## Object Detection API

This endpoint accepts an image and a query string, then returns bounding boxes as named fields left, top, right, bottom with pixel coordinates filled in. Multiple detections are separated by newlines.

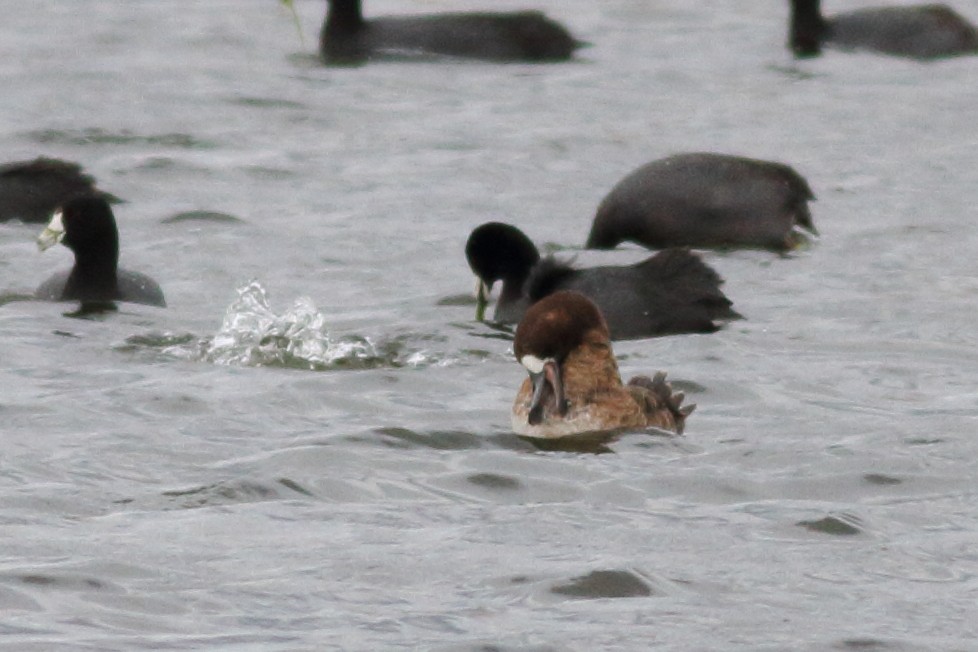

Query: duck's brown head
left=514, top=291, right=610, bottom=425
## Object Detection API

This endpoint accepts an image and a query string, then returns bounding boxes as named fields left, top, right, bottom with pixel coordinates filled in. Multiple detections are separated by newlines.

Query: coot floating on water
left=35, top=196, right=165, bottom=308
left=586, top=153, right=816, bottom=253
left=511, top=291, right=693, bottom=438
left=0, top=157, right=118, bottom=223
left=789, top=0, right=978, bottom=59
left=320, top=0, right=582, bottom=63
left=465, top=222, right=738, bottom=340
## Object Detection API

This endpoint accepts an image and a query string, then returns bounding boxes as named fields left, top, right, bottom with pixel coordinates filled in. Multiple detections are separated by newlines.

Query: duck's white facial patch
left=37, top=210, right=66, bottom=252
left=520, top=354, right=550, bottom=375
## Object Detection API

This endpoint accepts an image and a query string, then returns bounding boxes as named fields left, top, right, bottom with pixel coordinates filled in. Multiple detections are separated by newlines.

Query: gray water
left=2, top=1, right=978, bottom=649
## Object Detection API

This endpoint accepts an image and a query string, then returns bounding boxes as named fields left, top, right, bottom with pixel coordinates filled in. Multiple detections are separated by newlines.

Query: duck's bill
left=37, top=210, right=65, bottom=251
left=527, top=358, right=566, bottom=426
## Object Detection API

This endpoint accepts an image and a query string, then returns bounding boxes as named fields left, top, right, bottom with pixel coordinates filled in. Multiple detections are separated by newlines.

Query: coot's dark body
left=789, top=0, right=978, bottom=59
left=586, top=153, right=816, bottom=253
left=525, top=251, right=740, bottom=340
left=320, top=0, right=581, bottom=63
left=0, top=158, right=118, bottom=223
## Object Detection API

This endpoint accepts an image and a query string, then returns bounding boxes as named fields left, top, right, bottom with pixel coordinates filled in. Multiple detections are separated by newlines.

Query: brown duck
left=511, top=291, right=693, bottom=438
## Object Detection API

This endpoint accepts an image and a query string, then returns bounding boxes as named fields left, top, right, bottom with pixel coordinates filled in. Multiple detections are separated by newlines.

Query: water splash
left=195, top=281, right=377, bottom=370
left=121, top=282, right=495, bottom=370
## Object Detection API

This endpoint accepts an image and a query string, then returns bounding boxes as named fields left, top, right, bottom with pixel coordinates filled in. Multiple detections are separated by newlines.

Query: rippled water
left=2, top=1, right=978, bottom=649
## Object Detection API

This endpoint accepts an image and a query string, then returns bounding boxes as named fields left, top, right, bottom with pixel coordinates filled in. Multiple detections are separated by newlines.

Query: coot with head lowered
left=465, top=222, right=738, bottom=340
left=586, top=153, right=816, bottom=253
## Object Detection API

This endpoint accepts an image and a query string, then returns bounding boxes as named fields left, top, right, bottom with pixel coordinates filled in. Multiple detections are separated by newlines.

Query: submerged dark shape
left=35, top=196, right=165, bottom=308
left=0, top=157, right=119, bottom=223
left=511, top=291, right=693, bottom=438
left=319, top=0, right=582, bottom=64
left=789, top=0, right=978, bottom=59
left=465, top=222, right=737, bottom=340
left=586, top=153, right=816, bottom=253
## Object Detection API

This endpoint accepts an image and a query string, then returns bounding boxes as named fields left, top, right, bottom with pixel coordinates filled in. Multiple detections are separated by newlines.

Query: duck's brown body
left=511, top=291, right=691, bottom=438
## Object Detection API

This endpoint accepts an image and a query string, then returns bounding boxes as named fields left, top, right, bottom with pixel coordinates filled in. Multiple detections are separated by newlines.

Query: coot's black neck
left=499, top=276, right=528, bottom=307
left=326, top=0, right=365, bottom=31
left=65, top=236, right=120, bottom=302
left=790, top=0, right=829, bottom=57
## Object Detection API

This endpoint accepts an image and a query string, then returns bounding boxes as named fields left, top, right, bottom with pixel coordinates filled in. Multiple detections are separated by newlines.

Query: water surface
left=1, top=1, right=977, bottom=649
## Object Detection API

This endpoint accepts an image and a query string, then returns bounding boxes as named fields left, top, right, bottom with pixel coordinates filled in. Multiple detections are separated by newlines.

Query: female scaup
left=511, top=291, right=693, bottom=438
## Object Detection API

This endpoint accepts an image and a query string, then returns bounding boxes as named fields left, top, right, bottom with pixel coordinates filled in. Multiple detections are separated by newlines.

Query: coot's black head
left=465, top=222, right=541, bottom=285
left=38, top=195, right=119, bottom=266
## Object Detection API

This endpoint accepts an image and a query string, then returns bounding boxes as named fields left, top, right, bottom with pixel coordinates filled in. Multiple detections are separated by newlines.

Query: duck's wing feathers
left=626, top=372, right=695, bottom=434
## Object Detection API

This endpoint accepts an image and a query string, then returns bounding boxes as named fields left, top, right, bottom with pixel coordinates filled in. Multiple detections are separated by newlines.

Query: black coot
left=789, top=0, right=978, bottom=59
left=586, top=153, right=816, bottom=253
left=320, top=0, right=582, bottom=64
left=35, top=196, right=165, bottom=309
left=466, top=222, right=737, bottom=340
